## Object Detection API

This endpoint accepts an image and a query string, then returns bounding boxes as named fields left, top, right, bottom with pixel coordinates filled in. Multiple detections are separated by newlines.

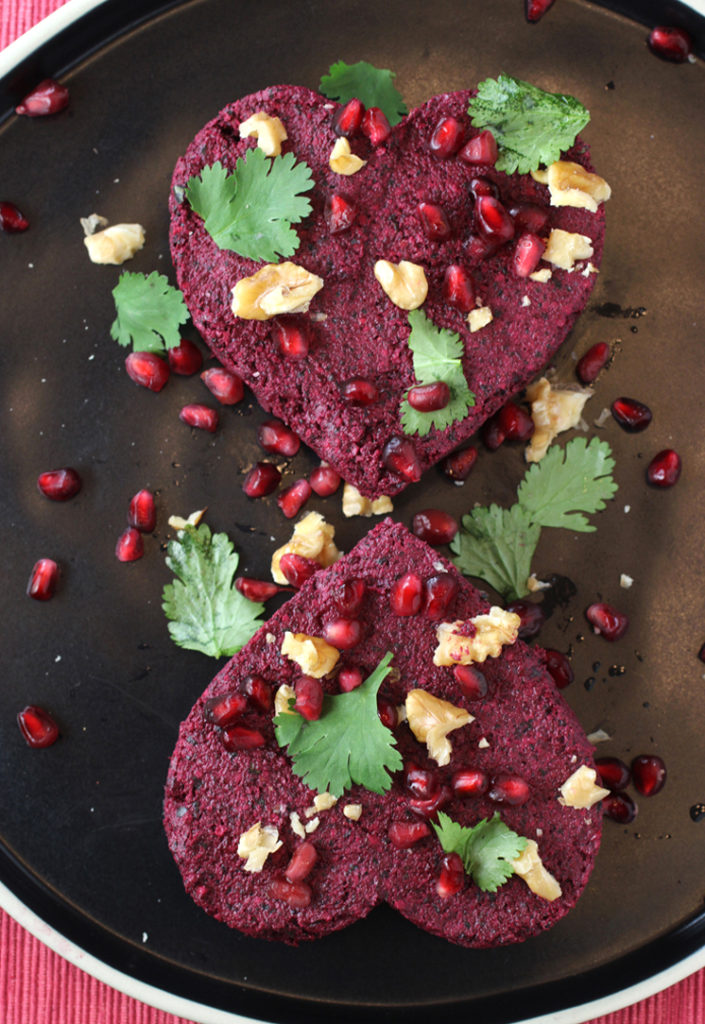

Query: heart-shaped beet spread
left=169, top=85, right=606, bottom=498
left=164, top=520, right=603, bottom=946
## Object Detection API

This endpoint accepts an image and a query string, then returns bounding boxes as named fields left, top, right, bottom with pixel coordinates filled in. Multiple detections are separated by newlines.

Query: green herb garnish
left=433, top=812, right=528, bottom=892
left=319, top=60, right=407, bottom=126
left=110, top=270, right=189, bottom=353
left=400, top=309, right=475, bottom=436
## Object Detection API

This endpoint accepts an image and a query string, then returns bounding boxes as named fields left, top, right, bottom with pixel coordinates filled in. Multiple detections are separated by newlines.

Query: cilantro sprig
left=433, top=812, right=528, bottom=892
left=274, top=653, right=402, bottom=797
left=467, top=75, right=590, bottom=175
left=162, top=521, right=265, bottom=659
left=110, top=270, right=189, bottom=353
left=186, top=149, right=314, bottom=262
left=451, top=436, right=617, bottom=601
left=319, top=60, right=407, bottom=126
left=400, top=309, right=475, bottom=436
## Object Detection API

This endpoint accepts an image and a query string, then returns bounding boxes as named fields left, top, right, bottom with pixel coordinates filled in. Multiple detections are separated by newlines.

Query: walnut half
left=405, top=689, right=473, bottom=766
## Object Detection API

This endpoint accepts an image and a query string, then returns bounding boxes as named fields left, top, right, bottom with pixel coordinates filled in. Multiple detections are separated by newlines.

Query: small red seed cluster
left=595, top=753, right=667, bottom=825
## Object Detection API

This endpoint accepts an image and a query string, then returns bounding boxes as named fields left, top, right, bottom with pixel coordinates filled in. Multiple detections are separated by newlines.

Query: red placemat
left=1, top=3, right=704, bottom=1024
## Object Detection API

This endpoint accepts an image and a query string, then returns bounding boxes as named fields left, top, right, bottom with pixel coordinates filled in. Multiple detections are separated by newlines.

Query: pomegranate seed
left=125, top=351, right=169, bottom=392
left=179, top=404, right=218, bottom=432
left=480, top=414, right=506, bottom=451
left=648, top=25, right=692, bottom=62
left=270, top=876, right=312, bottom=908
left=442, top=445, right=478, bottom=482
left=377, top=697, right=398, bottom=730
left=497, top=401, right=535, bottom=441
left=437, top=852, right=465, bottom=898
left=475, top=195, right=515, bottom=243
left=409, top=784, right=452, bottom=820
left=235, top=577, right=286, bottom=602
left=505, top=599, right=545, bottom=640
left=286, top=841, right=318, bottom=882
left=17, top=705, right=59, bottom=748
left=576, top=341, right=610, bottom=384
left=309, top=463, right=341, bottom=497
left=333, top=97, right=364, bottom=135
left=168, top=338, right=203, bottom=375
left=338, top=665, right=363, bottom=692
left=586, top=602, right=629, bottom=641
left=258, top=419, right=301, bottom=456
left=388, top=820, right=430, bottom=849
left=329, top=579, right=364, bottom=619
left=459, top=130, right=498, bottom=165
left=416, top=202, right=451, bottom=242
left=277, top=479, right=312, bottom=519
left=295, top=675, right=324, bottom=721
left=542, top=649, right=574, bottom=689
left=412, top=508, right=458, bottom=546
left=466, top=233, right=499, bottom=262
left=343, top=378, right=379, bottom=405
left=325, top=193, right=357, bottom=233
left=611, top=397, right=652, bottom=432
left=37, top=467, right=82, bottom=501
left=407, top=381, right=451, bottom=413
left=507, top=201, right=550, bottom=235
left=382, top=436, right=422, bottom=483
left=115, top=527, right=144, bottom=562
left=423, top=573, right=459, bottom=620
left=243, top=675, right=273, bottom=712
left=429, top=116, right=464, bottom=159
left=631, top=754, right=667, bottom=796
left=203, top=691, right=247, bottom=728
left=513, top=232, right=545, bottom=277
left=128, top=489, right=156, bottom=532
left=200, top=366, right=244, bottom=404
left=323, top=618, right=362, bottom=650
left=242, top=462, right=281, bottom=498
left=442, top=264, right=476, bottom=312
left=468, top=176, right=499, bottom=200
left=27, top=558, right=58, bottom=600
left=595, top=756, right=631, bottom=791
left=525, top=0, right=556, bottom=22
left=220, top=725, right=266, bottom=751
left=453, top=664, right=488, bottom=700
left=646, top=449, right=681, bottom=488
left=405, top=762, right=440, bottom=800
left=0, top=200, right=29, bottom=232
left=603, top=791, right=637, bottom=824
left=489, top=774, right=530, bottom=806
left=452, top=767, right=489, bottom=797
left=390, top=572, right=424, bottom=616
left=361, top=106, right=391, bottom=146
left=278, top=552, right=318, bottom=588
left=273, top=316, right=310, bottom=358
left=15, top=78, right=69, bottom=116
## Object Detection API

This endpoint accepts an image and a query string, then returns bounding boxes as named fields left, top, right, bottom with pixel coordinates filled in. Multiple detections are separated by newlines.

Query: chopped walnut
left=433, top=608, right=520, bottom=666
left=239, top=111, right=288, bottom=157
left=374, top=259, right=428, bottom=310
left=512, top=839, right=562, bottom=901
left=533, top=160, right=611, bottom=213
left=329, top=137, right=366, bottom=175
left=525, top=376, right=592, bottom=463
left=237, top=822, right=282, bottom=872
left=558, top=765, right=610, bottom=809
left=274, top=683, right=296, bottom=717
left=343, top=803, right=363, bottom=820
left=271, top=511, right=340, bottom=584
left=467, top=306, right=493, bottom=332
left=405, top=689, right=473, bottom=766
left=342, top=482, right=393, bottom=518
left=83, top=222, right=145, bottom=265
left=543, top=229, right=594, bottom=271
left=231, top=262, right=323, bottom=320
left=281, top=631, right=340, bottom=677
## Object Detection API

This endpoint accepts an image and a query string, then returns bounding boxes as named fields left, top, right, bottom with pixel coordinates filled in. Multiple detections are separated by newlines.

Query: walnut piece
left=237, top=822, right=282, bottom=872
left=329, top=137, right=367, bottom=175
left=405, top=689, right=473, bottom=766
left=342, top=482, right=393, bottom=518
left=433, top=608, right=521, bottom=666
left=281, top=631, right=340, bottom=677
left=467, top=306, right=493, bottom=332
left=558, top=764, right=610, bottom=809
left=343, top=803, right=363, bottom=820
left=525, top=376, right=592, bottom=463
left=83, top=223, right=145, bottom=265
left=374, top=259, right=428, bottom=310
left=239, top=111, right=288, bottom=157
left=512, top=839, right=562, bottom=901
left=271, top=511, right=340, bottom=584
left=533, top=160, right=611, bottom=213
left=274, top=683, right=296, bottom=717
left=231, top=262, right=323, bottom=320
left=543, top=229, right=594, bottom=271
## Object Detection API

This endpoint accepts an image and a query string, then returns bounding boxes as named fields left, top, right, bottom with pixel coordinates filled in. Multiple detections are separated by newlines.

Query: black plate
left=2, top=1, right=705, bottom=1021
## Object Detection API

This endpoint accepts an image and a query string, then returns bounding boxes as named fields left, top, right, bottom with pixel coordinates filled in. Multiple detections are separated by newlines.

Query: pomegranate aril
left=27, top=558, right=58, bottom=600
left=507, top=201, right=550, bottom=235
left=648, top=25, right=692, bottom=62
left=17, top=705, right=59, bottom=748
left=390, top=572, right=424, bottom=616
left=542, top=648, right=574, bottom=689
left=277, top=479, right=312, bottom=519
left=257, top=419, right=301, bottom=457
left=611, top=396, right=652, bottom=432
left=429, top=116, right=464, bottom=158
left=576, top=341, right=610, bottom=384
left=220, top=725, right=266, bottom=751
left=271, top=876, right=312, bottom=908
left=489, top=774, right=530, bottom=806
left=243, top=674, right=273, bottom=712
left=453, top=663, right=488, bottom=700
left=513, top=232, right=545, bottom=277
left=242, top=462, right=281, bottom=498
left=343, top=378, right=379, bottom=405
left=235, top=577, right=286, bottom=602
left=603, top=791, right=637, bottom=824
left=377, top=697, right=398, bottom=731
left=323, top=618, right=362, bottom=650
left=646, top=449, right=681, bottom=488
left=460, top=130, right=498, bottom=165
left=285, top=841, right=318, bottom=882
left=595, top=756, right=631, bottom=792
left=15, top=78, right=69, bottom=116
left=409, top=784, right=452, bottom=820
left=416, top=202, right=451, bottom=242
left=412, top=509, right=458, bottom=546
left=437, top=852, right=465, bottom=898
left=168, top=337, right=203, bottom=375
left=179, top=404, right=218, bottom=432
left=475, top=195, right=515, bottom=243
left=279, top=552, right=318, bottom=588
left=423, top=573, right=459, bottom=620
left=295, top=675, right=324, bottom=721
left=480, top=414, right=506, bottom=451
left=525, top=0, right=556, bottom=22
left=128, top=489, right=156, bottom=532
left=361, top=106, right=391, bottom=146
left=586, top=602, right=629, bottom=641
left=405, top=762, right=440, bottom=800
left=37, top=467, right=82, bottom=501
left=309, top=463, right=341, bottom=497
left=382, top=435, right=422, bottom=482
left=388, top=820, right=430, bottom=849
left=497, top=401, right=535, bottom=441
left=125, top=351, right=169, bottom=392
left=325, top=193, right=357, bottom=233
left=468, top=176, right=499, bottom=200
left=273, top=316, right=310, bottom=358
left=631, top=754, right=667, bottom=796
left=203, top=691, right=247, bottom=728
left=333, top=97, right=364, bottom=136
left=115, top=527, right=144, bottom=562
left=505, top=598, right=545, bottom=640
left=452, top=767, right=489, bottom=797
left=0, top=200, right=29, bottom=232
left=338, top=665, right=363, bottom=692
left=442, top=264, right=476, bottom=312
left=200, top=366, right=244, bottom=404
left=334, top=577, right=366, bottom=617
left=407, top=381, right=451, bottom=412
left=442, top=445, right=478, bottom=482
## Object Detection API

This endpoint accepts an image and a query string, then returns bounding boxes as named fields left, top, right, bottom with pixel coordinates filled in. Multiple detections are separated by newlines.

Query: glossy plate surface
left=1, top=1, right=705, bottom=1022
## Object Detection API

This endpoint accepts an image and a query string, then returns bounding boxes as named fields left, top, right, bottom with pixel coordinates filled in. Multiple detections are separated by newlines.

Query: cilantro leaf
left=186, top=150, right=314, bottom=262
left=319, top=60, right=407, bottom=126
left=517, top=436, right=617, bottom=531
left=162, top=522, right=264, bottom=658
left=433, top=812, right=528, bottom=892
left=467, top=74, right=590, bottom=175
left=400, top=309, right=475, bottom=436
left=110, top=270, right=189, bottom=352
left=450, top=503, right=540, bottom=601
left=273, top=653, right=402, bottom=797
